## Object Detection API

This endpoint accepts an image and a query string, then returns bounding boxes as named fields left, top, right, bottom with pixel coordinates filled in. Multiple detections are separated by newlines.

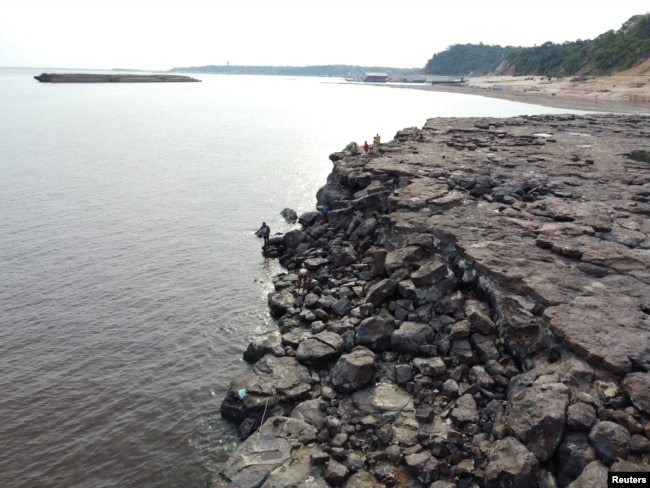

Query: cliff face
left=215, top=114, right=650, bottom=488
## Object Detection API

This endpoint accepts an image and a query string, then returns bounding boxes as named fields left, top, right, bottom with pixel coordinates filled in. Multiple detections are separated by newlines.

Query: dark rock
left=283, top=228, right=306, bottom=248
left=507, top=381, right=569, bottom=462
left=588, top=420, right=631, bottom=465
left=219, top=416, right=317, bottom=487
left=484, top=436, right=539, bottom=488
left=404, top=451, right=440, bottom=484
left=567, top=402, right=597, bottom=431
left=556, top=431, right=597, bottom=483
left=330, top=346, right=377, bottom=393
left=565, top=460, right=608, bottom=488
left=364, top=278, right=396, bottom=307
left=296, top=331, right=344, bottom=365
left=411, top=257, right=448, bottom=286
left=412, top=357, right=446, bottom=376
left=281, top=207, right=298, bottom=224
left=450, top=393, right=479, bottom=425
left=267, top=290, right=295, bottom=318
left=324, top=459, right=349, bottom=485
left=391, top=321, right=435, bottom=354
left=344, top=470, right=381, bottom=488
left=622, top=372, right=650, bottom=414
left=355, top=313, right=396, bottom=351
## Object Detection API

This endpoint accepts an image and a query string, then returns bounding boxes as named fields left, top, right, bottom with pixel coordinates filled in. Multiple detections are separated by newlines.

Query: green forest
left=424, top=13, right=650, bottom=77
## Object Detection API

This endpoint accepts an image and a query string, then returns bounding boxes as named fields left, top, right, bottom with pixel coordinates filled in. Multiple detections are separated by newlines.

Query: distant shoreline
left=359, top=74, right=650, bottom=114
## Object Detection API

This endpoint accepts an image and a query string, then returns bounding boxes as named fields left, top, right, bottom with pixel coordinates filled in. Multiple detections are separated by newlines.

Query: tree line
left=424, top=13, right=650, bottom=77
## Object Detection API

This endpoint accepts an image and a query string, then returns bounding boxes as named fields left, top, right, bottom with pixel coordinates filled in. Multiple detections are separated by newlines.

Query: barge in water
left=34, top=73, right=200, bottom=83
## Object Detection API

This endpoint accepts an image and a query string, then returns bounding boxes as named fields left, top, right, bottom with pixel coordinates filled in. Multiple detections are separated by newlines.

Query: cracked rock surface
left=214, top=115, right=650, bottom=488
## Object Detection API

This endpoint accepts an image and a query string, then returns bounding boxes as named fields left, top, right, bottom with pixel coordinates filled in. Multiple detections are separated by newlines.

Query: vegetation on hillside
left=424, top=13, right=650, bottom=77
left=424, top=43, right=516, bottom=76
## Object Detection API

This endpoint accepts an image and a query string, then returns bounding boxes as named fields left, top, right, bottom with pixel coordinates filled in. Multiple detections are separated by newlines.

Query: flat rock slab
left=351, top=115, right=650, bottom=376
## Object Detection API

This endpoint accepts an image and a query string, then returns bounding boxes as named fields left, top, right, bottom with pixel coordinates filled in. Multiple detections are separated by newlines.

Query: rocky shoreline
left=212, top=114, right=650, bottom=488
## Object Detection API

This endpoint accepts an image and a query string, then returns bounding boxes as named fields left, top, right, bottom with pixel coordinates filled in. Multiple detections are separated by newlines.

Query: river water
left=0, top=68, right=582, bottom=487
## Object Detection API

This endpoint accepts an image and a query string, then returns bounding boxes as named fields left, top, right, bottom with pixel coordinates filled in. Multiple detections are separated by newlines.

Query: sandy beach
left=384, top=61, right=650, bottom=114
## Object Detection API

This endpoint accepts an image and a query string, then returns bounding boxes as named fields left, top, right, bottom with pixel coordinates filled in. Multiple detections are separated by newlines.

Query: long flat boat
left=34, top=73, right=200, bottom=83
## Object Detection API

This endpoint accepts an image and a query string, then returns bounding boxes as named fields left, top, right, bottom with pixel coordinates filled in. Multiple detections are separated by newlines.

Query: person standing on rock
left=373, top=133, right=381, bottom=153
left=297, top=266, right=310, bottom=293
left=256, top=222, right=270, bottom=251
left=363, top=140, right=370, bottom=157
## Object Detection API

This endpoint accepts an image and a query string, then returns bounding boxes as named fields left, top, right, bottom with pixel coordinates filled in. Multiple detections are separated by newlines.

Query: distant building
left=363, top=72, right=389, bottom=83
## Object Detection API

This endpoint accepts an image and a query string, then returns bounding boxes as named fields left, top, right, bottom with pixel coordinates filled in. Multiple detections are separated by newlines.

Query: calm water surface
left=0, top=68, right=582, bottom=487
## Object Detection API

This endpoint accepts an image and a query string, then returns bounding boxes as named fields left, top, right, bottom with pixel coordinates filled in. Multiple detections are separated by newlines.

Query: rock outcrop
left=214, top=114, right=650, bottom=487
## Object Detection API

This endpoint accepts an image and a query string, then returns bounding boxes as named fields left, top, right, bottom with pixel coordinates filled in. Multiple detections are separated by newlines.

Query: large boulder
left=351, top=380, right=414, bottom=416
left=355, top=314, right=395, bottom=351
left=295, top=331, right=344, bottom=365
left=391, top=321, right=436, bottom=354
left=384, top=246, right=430, bottom=275
left=556, top=432, right=597, bottom=484
left=450, top=393, right=479, bottom=425
left=364, top=278, right=396, bottom=307
left=507, top=381, right=569, bottom=462
left=589, top=420, right=631, bottom=465
left=283, top=228, right=306, bottom=249
left=220, top=355, right=312, bottom=426
left=622, top=372, right=650, bottom=414
left=219, top=416, right=317, bottom=488
left=484, top=436, right=539, bottom=488
left=566, top=460, right=609, bottom=488
left=267, top=290, right=294, bottom=318
left=410, top=257, right=447, bottom=287
left=330, top=346, right=377, bottom=393
left=281, top=207, right=298, bottom=224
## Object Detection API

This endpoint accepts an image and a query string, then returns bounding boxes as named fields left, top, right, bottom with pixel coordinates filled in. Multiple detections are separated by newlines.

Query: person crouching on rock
left=318, top=205, right=329, bottom=224
left=297, top=267, right=310, bottom=293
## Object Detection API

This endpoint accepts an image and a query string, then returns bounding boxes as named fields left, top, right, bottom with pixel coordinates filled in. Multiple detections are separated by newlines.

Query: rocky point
left=213, top=114, right=650, bottom=488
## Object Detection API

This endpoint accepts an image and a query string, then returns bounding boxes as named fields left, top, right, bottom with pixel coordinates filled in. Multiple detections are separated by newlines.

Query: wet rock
left=219, top=416, right=317, bottom=488
left=295, top=331, right=344, bottom=365
left=267, top=290, right=295, bottom=318
left=243, top=329, right=283, bottom=363
left=280, top=207, right=298, bottom=224
left=220, top=355, right=312, bottom=426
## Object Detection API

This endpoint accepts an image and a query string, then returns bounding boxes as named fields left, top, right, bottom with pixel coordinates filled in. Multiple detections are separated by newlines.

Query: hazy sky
left=1, top=0, right=648, bottom=70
